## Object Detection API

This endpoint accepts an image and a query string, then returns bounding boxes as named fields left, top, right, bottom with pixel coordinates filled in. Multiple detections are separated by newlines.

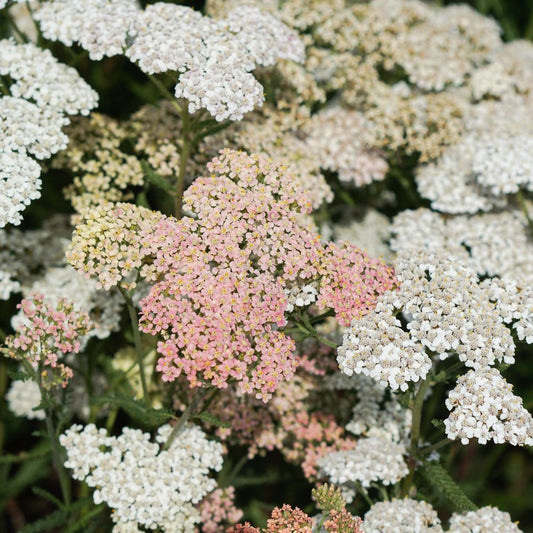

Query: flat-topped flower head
left=0, top=150, right=41, bottom=228
left=0, top=39, right=98, bottom=115
left=60, top=423, right=223, bottom=531
left=445, top=367, right=533, bottom=446
left=363, top=498, right=443, bottom=533
left=449, top=506, right=523, bottom=532
left=338, top=249, right=517, bottom=390
left=0, top=96, right=68, bottom=159
left=318, top=435, right=409, bottom=488
left=2, top=294, right=92, bottom=388
left=66, top=202, right=166, bottom=290
left=183, top=149, right=322, bottom=283
left=35, top=1, right=304, bottom=122
left=35, top=0, right=139, bottom=61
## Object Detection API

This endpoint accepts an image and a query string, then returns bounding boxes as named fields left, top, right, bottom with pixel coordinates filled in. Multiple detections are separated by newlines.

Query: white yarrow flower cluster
left=390, top=208, right=533, bottom=284
left=304, top=106, right=388, bottom=187
left=481, top=277, right=533, bottom=343
left=472, top=135, right=533, bottom=195
left=363, top=498, right=444, bottom=533
left=6, top=379, right=45, bottom=420
left=35, top=0, right=139, bottom=61
left=0, top=151, right=41, bottom=227
left=0, top=40, right=98, bottom=116
left=224, top=6, right=305, bottom=66
left=445, top=367, right=533, bottom=446
left=338, top=305, right=432, bottom=391
left=416, top=133, right=533, bottom=214
left=396, top=252, right=515, bottom=369
left=318, top=435, right=408, bottom=488
left=0, top=269, right=20, bottom=300
left=1, top=96, right=69, bottom=159
left=338, top=250, right=516, bottom=391
left=0, top=39, right=98, bottom=227
left=449, top=506, right=523, bottom=532
left=34, top=1, right=304, bottom=122
left=60, top=423, right=224, bottom=532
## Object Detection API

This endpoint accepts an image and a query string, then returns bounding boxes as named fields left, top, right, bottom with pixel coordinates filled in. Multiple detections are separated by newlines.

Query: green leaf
left=20, top=508, right=71, bottom=533
left=421, top=461, right=478, bottom=512
left=192, top=412, right=230, bottom=429
left=7, top=369, right=31, bottom=381
left=32, top=486, right=64, bottom=509
left=92, top=394, right=175, bottom=429
left=20, top=498, right=92, bottom=533
left=65, top=504, right=106, bottom=533
left=141, top=160, right=174, bottom=191
left=431, top=419, right=445, bottom=431
left=0, top=456, right=50, bottom=499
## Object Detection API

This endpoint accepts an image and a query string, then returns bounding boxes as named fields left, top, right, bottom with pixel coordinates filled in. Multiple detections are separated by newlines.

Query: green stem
left=223, top=455, right=248, bottom=488
left=105, top=407, right=118, bottom=434
left=309, top=309, right=335, bottom=324
left=118, top=285, right=149, bottom=406
left=190, top=120, right=231, bottom=148
left=516, top=190, right=533, bottom=237
left=420, top=438, right=452, bottom=456
left=354, top=482, right=373, bottom=507
left=401, top=377, right=432, bottom=497
left=0, top=359, right=6, bottom=454
left=25, top=361, right=72, bottom=508
left=147, top=74, right=183, bottom=115
left=163, top=387, right=208, bottom=451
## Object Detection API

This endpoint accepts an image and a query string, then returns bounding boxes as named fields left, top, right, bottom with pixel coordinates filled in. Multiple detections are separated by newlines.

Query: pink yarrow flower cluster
left=318, top=241, right=397, bottom=326
left=140, top=150, right=394, bottom=400
left=197, top=487, right=243, bottom=533
left=2, top=294, right=92, bottom=387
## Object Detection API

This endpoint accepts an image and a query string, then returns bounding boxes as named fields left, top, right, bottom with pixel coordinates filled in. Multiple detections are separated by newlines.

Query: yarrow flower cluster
left=363, top=498, right=444, bottom=533
left=35, top=1, right=304, bottom=121
left=445, top=368, right=533, bottom=446
left=2, top=294, right=92, bottom=388
left=5, top=379, right=45, bottom=420
left=66, top=203, right=166, bottom=290
left=338, top=250, right=516, bottom=391
left=448, top=506, right=522, bottom=532
left=0, top=39, right=98, bottom=226
left=60, top=423, right=223, bottom=532
left=303, top=106, right=388, bottom=187
left=135, top=150, right=393, bottom=399
left=416, top=134, right=533, bottom=214
left=318, top=435, right=409, bottom=488
left=390, top=208, right=533, bottom=284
